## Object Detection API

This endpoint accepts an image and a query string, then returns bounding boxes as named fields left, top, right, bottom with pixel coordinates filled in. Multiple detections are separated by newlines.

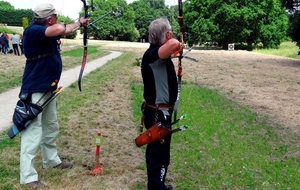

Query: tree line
left=1, top=0, right=300, bottom=50
left=0, top=1, right=33, bottom=27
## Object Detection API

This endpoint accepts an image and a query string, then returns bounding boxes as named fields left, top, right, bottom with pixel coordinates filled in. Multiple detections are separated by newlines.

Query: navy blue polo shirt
left=21, top=24, right=62, bottom=93
left=141, top=44, right=178, bottom=106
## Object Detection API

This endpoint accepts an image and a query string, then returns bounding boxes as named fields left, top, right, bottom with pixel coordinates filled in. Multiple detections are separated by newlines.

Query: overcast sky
left=8, top=0, right=177, bottom=20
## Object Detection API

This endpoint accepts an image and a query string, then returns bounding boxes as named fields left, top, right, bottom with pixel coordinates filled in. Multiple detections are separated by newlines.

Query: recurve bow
left=173, top=0, right=184, bottom=122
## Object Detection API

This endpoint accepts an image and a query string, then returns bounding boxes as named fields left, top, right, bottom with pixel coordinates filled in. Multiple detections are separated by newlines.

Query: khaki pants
left=20, top=92, right=61, bottom=184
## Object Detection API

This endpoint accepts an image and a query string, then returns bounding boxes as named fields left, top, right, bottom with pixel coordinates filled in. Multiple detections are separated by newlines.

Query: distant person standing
left=0, top=33, right=2, bottom=52
left=5, top=32, right=10, bottom=51
left=19, top=34, right=24, bottom=55
left=0, top=33, right=8, bottom=54
left=11, top=32, right=20, bottom=56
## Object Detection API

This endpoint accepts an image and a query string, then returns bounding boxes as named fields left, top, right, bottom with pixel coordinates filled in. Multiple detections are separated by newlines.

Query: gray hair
left=33, top=18, right=47, bottom=25
left=148, top=17, right=172, bottom=45
left=33, top=15, right=51, bottom=25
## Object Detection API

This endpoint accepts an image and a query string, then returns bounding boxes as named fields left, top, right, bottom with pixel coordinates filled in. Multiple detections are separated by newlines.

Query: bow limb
left=173, top=0, right=184, bottom=122
left=78, top=0, right=89, bottom=91
left=177, top=0, right=184, bottom=79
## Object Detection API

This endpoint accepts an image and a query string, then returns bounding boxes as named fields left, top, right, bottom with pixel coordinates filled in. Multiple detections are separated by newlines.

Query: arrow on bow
left=173, top=0, right=184, bottom=122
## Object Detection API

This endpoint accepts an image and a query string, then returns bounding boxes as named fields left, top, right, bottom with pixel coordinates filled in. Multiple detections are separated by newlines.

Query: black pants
left=12, top=44, right=20, bottom=55
left=1, top=44, right=7, bottom=54
left=143, top=106, right=172, bottom=190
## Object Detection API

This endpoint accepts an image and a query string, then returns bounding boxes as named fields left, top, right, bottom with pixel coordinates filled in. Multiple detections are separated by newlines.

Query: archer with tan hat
left=34, top=3, right=62, bottom=18
left=18, top=3, right=89, bottom=189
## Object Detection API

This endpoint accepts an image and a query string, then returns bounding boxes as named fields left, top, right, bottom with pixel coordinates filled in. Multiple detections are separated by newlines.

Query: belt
left=144, top=102, right=174, bottom=109
left=140, top=102, right=173, bottom=133
left=27, top=52, right=55, bottom=61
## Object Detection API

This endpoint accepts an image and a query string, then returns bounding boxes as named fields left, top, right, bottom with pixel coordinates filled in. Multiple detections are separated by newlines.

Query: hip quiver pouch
left=135, top=122, right=171, bottom=147
left=12, top=93, right=43, bottom=132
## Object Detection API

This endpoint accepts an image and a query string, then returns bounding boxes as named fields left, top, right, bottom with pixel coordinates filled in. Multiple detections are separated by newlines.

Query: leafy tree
left=282, top=0, right=300, bottom=52
left=129, top=0, right=180, bottom=42
left=288, top=11, right=300, bottom=46
left=147, top=0, right=180, bottom=40
left=147, top=0, right=170, bottom=16
left=0, top=9, right=33, bottom=26
left=0, top=1, right=33, bottom=26
left=81, top=0, right=138, bottom=41
left=169, top=4, right=191, bottom=45
left=0, top=1, right=14, bottom=10
left=259, top=1, right=289, bottom=49
left=281, top=0, right=300, bottom=10
left=129, top=0, right=159, bottom=41
left=185, top=0, right=288, bottom=49
left=58, top=15, right=77, bottom=39
left=22, top=17, right=29, bottom=29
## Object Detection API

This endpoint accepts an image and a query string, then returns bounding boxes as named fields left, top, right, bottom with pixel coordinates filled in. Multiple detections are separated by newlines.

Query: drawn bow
left=77, top=1, right=119, bottom=91
left=173, top=0, right=184, bottom=122
left=78, top=0, right=91, bottom=91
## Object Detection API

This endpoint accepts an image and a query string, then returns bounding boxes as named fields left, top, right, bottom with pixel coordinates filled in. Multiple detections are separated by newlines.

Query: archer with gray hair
left=148, top=17, right=172, bottom=45
left=139, top=17, right=184, bottom=190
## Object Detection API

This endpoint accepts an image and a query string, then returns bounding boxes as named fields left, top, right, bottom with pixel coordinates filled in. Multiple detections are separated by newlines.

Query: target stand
left=228, top=43, right=235, bottom=51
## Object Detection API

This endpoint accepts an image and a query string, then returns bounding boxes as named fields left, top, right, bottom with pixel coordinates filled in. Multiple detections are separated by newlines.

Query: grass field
left=0, top=41, right=299, bottom=189
left=254, top=41, right=300, bottom=59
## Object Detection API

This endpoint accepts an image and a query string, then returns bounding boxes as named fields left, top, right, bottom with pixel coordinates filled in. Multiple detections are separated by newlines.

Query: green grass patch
left=0, top=46, right=109, bottom=93
left=60, top=46, right=98, bottom=57
left=0, top=27, right=15, bottom=34
left=254, top=41, right=300, bottom=59
left=0, top=72, right=23, bottom=93
left=0, top=50, right=133, bottom=190
left=0, top=131, right=19, bottom=149
left=1, top=42, right=300, bottom=189
left=0, top=132, right=21, bottom=189
left=131, top=82, right=300, bottom=189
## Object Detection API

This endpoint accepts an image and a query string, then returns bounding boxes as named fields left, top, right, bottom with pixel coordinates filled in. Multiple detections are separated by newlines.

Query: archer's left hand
left=79, top=17, right=90, bottom=27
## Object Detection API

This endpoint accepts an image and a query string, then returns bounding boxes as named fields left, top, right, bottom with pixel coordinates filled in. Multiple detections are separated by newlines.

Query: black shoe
left=54, top=162, right=73, bottom=169
left=164, top=184, right=173, bottom=190
left=25, top=181, right=46, bottom=189
left=43, top=162, right=73, bottom=169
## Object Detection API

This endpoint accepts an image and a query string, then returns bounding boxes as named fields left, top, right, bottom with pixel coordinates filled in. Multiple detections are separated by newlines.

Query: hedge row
left=0, top=9, right=33, bottom=26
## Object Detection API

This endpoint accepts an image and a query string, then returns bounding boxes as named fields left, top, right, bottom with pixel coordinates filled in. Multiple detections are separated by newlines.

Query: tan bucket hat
left=34, top=3, right=62, bottom=19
